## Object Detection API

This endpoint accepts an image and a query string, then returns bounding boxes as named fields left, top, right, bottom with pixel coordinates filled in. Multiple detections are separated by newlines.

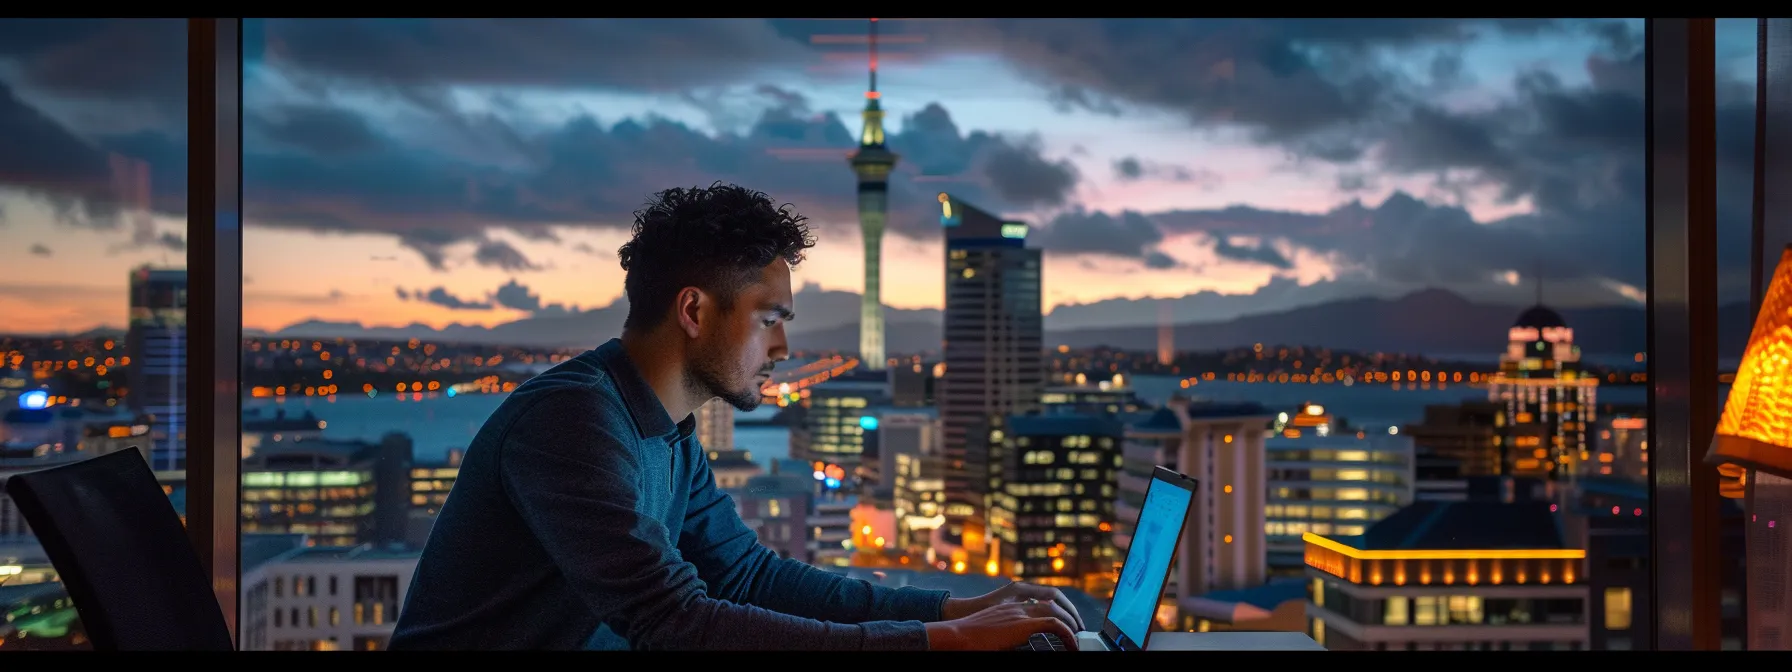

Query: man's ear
left=674, top=287, right=704, bottom=339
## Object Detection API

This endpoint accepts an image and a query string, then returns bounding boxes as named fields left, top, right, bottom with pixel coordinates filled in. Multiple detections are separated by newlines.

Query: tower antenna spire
left=868, top=18, right=879, bottom=96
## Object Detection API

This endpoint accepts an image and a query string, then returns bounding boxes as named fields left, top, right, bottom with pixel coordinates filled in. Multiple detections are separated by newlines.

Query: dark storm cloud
left=1209, top=235, right=1292, bottom=269
left=1032, top=209, right=1172, bottom=265
left=0, top=80, right=188, bottom=224
left=419, top=287, right=491, bottom=311
left=492, top=278, right=573, bottom=315
left=892, top=19, right=1580, bottom=149
left=234, top=92, right=1076, bottom=267
left=1113, top=156, right=1222, bottom=189
left=0, top=19, right=185, bottom=119
left=255, top=19, right=811, bottom=93
left=472, top=239, right=541, bottom=272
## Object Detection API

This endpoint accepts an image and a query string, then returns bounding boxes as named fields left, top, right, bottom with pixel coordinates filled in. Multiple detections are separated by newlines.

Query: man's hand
left=941, top=582, right=1085, bottom=632
left=923, top=600, right=1079, bottom=651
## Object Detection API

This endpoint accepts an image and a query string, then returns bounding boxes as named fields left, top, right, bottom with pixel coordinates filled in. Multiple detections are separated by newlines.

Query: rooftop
left=1181, top=400, right=1273, bottom=420
left=1008, top=414, right=1124, bottom=437
left=1339, top=500, right=1567, bottom=551
left=1126, top=407, right=1183, bottom=434
left=269, top=544, right=423, bottom=564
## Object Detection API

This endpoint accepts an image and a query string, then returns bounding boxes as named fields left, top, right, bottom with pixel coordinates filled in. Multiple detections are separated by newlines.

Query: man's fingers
left=1030, top=616, right=1078, bottom=649
left=1048, top=592, right=1083, bottom=631
left=1025, top=600, right=1077, bottom=635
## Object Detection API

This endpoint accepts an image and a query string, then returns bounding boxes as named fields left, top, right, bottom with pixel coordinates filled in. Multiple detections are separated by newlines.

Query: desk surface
left=1147, top=631, right=1326, bottom=651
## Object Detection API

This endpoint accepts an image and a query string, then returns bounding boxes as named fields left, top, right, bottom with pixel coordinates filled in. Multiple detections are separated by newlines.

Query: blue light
left=446, top=387, right=457, bottom=397
left=18, top=390, right=48, bottom=410
left=859, top=415, right=878, bottom=431
left=824, top=478, right=840, bottom=489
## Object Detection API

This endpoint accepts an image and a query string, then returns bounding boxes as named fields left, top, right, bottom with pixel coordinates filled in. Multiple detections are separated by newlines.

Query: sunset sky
left=0, top=18, right=1766, bottom=336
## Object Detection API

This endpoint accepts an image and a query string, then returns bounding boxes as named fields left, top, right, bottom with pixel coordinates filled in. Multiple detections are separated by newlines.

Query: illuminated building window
left=1383, top=597, right=1409, bottom=625
left=1604, top=588, right=1632, bottom=630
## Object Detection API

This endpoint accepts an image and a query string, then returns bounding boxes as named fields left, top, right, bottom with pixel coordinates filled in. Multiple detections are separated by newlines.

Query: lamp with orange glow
left=1706, top=245, right=1792, bottom=486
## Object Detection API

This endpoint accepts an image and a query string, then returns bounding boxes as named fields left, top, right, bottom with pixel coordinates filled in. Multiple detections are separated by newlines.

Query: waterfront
left=242, top=375, right=1650, bottom=467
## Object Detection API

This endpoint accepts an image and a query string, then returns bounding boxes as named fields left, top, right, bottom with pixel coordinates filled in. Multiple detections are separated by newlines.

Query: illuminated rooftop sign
left=1000, top=223, right=1027, bottom=239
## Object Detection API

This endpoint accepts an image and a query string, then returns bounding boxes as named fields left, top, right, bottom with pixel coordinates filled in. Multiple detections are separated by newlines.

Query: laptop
left=1074, top=466, right=1199, bottom=652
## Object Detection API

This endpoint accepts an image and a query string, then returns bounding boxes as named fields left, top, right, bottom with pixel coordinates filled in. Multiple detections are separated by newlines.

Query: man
left=391, top=183, right=1082, bottom=650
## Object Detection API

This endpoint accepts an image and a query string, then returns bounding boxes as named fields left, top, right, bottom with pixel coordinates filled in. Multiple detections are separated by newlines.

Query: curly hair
left=617, top=182, right=817, bottom=331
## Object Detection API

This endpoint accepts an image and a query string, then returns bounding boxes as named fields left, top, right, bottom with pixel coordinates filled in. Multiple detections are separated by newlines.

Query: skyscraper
left=935, top=193, right=1043, bottom=537
left=849, top=18, right=897, bottom=371
left=126, top=266, right=188, bottom=471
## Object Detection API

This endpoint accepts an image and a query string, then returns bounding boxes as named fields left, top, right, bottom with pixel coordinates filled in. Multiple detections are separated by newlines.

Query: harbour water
left=243, top=375, right=1650, bottom=468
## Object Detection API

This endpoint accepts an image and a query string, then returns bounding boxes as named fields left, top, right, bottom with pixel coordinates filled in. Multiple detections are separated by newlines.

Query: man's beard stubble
left=690, top=344, right=763, bottom=412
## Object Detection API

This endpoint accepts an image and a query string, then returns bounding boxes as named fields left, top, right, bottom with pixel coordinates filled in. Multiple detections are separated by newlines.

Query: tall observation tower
left=850, top=17, right=898, bottom=371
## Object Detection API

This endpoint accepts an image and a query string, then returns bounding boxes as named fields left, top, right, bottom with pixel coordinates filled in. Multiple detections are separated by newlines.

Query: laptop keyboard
left=1015, top=632, right=1068, bottom=651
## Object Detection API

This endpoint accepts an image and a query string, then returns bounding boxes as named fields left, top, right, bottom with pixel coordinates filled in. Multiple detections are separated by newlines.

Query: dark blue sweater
left=389, top=339, right=948, bottom=650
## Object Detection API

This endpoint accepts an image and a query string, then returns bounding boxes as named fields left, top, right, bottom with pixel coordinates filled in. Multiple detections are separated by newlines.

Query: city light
left=18, top=389, right=48, bottom=410
left=859, top=415, right=878, bottom=430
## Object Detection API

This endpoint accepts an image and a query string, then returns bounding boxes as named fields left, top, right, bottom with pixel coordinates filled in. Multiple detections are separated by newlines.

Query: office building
left=1264, top=404, right=1414, bottom=576
left=1115, top=401, right=1273, bottom=614
left=1039, top=378, right=1147, bottom=416
left=995, top=414, right=1122, bottom=593
left=734, top=465, right=815, bottom=561
left=1487, top=300, right=1598, bottom=481
left=126, top=266, right=187, bottom=470
left=240, top=544, right=419, bottom=651
left=936, top=193, right=1043, bottom=536
left=241, top=432, right=413, bottom=547
left=1405, top=401, right=1503, bottom=502
left=707, top=448, right=762, bottom=490
left=848, top=18, right=897, bottom=371
left=1569, top=476, right=1745, bottom=649
left=1303, top=501, right=1589, bottom=651
left=1588, top=404, right=1647, bottom=482
left=695, top=398, right=735, bottom=452
left=789, top=372, right=890, bottom=476
left=861, top=408, right=944, bottom=546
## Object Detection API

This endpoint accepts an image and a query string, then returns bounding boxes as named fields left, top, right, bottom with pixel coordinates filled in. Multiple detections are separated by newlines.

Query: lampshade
left=1707, top=244, right=1792, bottom=480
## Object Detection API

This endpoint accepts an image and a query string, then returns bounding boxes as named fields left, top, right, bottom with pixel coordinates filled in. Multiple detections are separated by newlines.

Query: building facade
left=996, top=414, right=1122, bottom=592
left=125, top=266, right=187, bottom=470
left=936, top=193, right=1043, bottom=536
left=1302, top=501, right=1589, bottom=651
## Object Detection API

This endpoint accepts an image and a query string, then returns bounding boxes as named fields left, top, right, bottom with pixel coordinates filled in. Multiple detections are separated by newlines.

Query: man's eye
left=763, top=318, right=779, bottom=327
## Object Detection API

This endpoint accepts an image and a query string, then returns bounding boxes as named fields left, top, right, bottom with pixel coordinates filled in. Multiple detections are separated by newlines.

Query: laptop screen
left=1107, top=474, right=1193, bottom=648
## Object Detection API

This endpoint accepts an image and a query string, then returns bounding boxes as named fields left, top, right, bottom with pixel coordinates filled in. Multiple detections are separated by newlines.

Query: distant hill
left=792, top=288, right=1751, bottom=358
left=1051, top=288, right=1753, bottom=358
left=255, top=288, right=1752, bottom=358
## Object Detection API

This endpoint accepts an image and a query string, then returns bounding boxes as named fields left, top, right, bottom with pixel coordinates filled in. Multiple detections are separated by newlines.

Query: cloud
left=253, top=19, right=814, bottom=94
left=1031, top=209, right=1179, bottom=268
left=233, top=89, right=1078, bottom=268
left=0, top=19, right=1759, bottom=313
left=491, top=278, right=573, bottom=315
left=417, top=286, right=492, bottom=311
left=472, top=239, right=541, bottom=272
left=1112, top=156, right=1222, bottom=189
left=246, top=289, right=347, bottom=305
left=1209, top=235, right=1292, bottom=269
left=28, top=243, right=51, bottom=256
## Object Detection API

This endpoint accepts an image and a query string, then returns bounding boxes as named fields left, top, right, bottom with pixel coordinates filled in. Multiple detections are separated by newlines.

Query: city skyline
left=0, top=18, right=1764, bottom=338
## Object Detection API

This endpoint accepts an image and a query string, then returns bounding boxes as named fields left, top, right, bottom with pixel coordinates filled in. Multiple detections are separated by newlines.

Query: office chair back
left=4, top=448, right=234, bottom=650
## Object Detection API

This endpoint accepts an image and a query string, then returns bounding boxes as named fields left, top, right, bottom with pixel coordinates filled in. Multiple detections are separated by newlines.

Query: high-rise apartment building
left=936, top=193, right=1042, bottom=539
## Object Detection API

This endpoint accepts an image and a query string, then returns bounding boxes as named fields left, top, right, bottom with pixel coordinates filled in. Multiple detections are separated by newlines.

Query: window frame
left=185, top=17, right=244, bottom=641
left=174, top=16, right=1746, bottom=651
